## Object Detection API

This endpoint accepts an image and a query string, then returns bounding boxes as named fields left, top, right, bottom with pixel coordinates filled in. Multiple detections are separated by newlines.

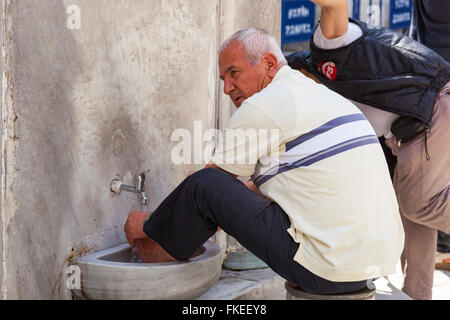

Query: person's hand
left=244, top=180, right=270, bottom=201
left=124, top=211, right=151, bottom=248
left=244, top=180, right=259, bottom=192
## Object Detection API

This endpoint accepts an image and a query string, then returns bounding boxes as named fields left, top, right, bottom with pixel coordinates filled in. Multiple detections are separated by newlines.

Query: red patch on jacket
left=318, top=61, right=337, bottom=81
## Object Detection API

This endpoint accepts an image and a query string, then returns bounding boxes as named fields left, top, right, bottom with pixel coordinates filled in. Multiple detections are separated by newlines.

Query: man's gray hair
left=220, top=28, right=287, bottom=68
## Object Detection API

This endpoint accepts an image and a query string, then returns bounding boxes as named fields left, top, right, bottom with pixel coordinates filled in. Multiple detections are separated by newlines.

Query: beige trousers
left=386, top=82, right=450, bottom=300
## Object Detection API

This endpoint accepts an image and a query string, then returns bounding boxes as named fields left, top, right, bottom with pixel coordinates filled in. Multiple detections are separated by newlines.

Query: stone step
left=198, top=267, right=415, bottom=300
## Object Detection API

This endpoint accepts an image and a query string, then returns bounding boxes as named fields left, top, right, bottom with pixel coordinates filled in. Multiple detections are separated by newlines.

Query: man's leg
left=143, top=168, right=275, bottom=263
left=400, top=215, right=437, bottom=300
left=143, top=168, right=367, bottom=294
left=387, top=84, right=450, bottom=299
left=386, top=84, right=450, bottom=232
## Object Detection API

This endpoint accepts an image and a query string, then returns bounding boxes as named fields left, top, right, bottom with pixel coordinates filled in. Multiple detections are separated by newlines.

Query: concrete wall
left=1, top=0, right=218, bottom=299
left=0, top=0, right=4, bottom=300
left=0, top=0, right=281, bottom=299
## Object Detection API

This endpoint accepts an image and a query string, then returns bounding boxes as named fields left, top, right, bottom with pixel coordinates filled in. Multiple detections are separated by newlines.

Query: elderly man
left=286, top=0, right=450, bottom=299
left=124, top=28, right=404, bottom=295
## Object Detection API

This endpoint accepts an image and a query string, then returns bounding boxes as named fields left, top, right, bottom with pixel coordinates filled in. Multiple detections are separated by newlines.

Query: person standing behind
left=410, top=0, right=450, bottom=271
left=286, top=0, right=450, bottom=299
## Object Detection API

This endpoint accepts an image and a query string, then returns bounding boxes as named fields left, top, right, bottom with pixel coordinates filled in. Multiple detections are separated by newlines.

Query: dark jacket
left=410, top=0, right=450, bottom=62
left=286, top=18, right=450, bottom=127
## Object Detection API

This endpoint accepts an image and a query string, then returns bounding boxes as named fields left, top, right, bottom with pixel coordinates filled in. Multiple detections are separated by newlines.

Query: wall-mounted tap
left=110, top=171, right=150, bottom=206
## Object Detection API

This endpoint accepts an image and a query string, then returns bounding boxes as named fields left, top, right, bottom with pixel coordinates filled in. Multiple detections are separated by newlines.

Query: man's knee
left=184, top=167, right=235, bottom=192
left=400, top=200, right=433, bottom=226
left=399, top=187, right=450, bottom=232
left=189, top=167, right=233, bottom=184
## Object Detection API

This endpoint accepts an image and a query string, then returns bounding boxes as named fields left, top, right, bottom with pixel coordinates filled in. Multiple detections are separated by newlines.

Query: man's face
left=219, top=40, right=273, bottom=108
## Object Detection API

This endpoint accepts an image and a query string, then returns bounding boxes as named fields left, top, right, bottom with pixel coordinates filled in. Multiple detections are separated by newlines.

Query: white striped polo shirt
left=212, top=66, right=404, bottom=282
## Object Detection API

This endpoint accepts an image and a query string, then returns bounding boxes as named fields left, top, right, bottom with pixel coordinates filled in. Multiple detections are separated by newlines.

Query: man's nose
left=223, top=78, right=235, bottom=95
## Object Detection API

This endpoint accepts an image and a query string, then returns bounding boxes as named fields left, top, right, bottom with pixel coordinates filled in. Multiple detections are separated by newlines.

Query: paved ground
left=199, top=261, right=450, bottom=300
left=375, top=262, right=450, bottom=300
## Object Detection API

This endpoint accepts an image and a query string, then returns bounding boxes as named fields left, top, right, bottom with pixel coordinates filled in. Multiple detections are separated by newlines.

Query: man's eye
left=231, top=70, right=239, bottom=78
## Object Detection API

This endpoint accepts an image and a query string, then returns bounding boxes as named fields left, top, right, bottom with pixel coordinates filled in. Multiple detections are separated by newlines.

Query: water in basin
left=98, top=246, right=205, bottom=263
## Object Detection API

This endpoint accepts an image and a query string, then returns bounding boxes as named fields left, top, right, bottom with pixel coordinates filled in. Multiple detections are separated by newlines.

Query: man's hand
left=244, top=180, right=270, bottom=201
left=124, top=211, right=151, bottom=248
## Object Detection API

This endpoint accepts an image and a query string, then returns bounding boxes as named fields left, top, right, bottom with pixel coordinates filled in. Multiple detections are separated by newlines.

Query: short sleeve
left=313, top=22, right=363, bottom=49
left=211, top=102, right=283, bottom=177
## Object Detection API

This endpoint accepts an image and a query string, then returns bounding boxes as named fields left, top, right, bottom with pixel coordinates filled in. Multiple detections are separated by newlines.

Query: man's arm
left=310, top=0, right=348, bottom=39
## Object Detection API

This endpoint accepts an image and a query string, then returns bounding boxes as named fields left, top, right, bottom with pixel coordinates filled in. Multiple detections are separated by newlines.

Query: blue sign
left=281, top=0, right=316, bottom=46
left=389, top=0, right=412, bottom=29
left=352, top=0, right=361, bottom=20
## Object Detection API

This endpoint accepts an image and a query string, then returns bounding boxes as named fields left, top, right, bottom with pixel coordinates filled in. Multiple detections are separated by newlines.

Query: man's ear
left=262, top=52, right=279, bottom=78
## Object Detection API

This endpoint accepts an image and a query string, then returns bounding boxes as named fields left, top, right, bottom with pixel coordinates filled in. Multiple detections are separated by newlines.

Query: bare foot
left=135, top=237, right=179, bottom=263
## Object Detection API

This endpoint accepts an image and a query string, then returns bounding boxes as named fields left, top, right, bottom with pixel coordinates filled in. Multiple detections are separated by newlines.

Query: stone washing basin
left=71, top=241, right=223, bottom=300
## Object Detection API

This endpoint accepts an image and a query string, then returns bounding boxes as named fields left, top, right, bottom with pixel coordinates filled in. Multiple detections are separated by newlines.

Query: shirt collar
left=272, top=65, right=292, bottom=82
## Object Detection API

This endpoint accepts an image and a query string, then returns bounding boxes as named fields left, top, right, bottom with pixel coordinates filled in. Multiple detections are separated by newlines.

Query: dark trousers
left=143, top=168, right=368, bottom=295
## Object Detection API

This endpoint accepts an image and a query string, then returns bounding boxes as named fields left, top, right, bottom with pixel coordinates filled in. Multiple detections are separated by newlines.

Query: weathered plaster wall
left=0, top=0, right=282, bottom=299
left=0, top=0, right=4, bottom=300
left=1, top=0, right=218, bottom=299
